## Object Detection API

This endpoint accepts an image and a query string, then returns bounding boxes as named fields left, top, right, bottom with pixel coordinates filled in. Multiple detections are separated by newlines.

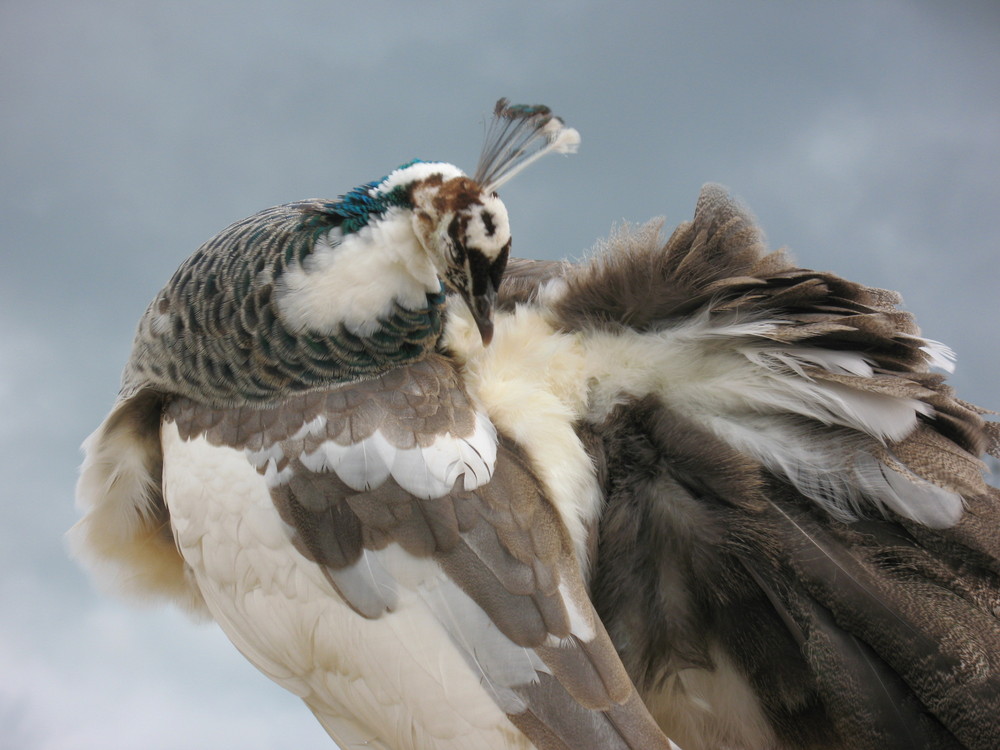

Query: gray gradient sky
left=2, top=1, right=998, bottom=747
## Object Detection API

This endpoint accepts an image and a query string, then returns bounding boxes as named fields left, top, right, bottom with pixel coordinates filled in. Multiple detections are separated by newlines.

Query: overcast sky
left=2, top=1, right=998, bottom=748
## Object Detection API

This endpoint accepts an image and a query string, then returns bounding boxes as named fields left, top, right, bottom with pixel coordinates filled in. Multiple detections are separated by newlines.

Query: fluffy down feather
left=496, top=184, right=1000, bottom=750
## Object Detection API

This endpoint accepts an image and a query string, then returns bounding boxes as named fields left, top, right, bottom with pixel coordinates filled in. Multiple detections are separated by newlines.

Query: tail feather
left=519, top=184, right=1000, bottom=748
left=764, top=494, right=1000, bottom=750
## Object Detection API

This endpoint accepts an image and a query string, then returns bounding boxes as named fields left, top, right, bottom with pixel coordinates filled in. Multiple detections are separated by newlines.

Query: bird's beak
left=463, top=285, right=497, bottom=346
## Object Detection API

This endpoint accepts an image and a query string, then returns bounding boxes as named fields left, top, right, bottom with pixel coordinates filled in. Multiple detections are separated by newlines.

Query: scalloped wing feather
left=157, top=355, right=675, bottom=750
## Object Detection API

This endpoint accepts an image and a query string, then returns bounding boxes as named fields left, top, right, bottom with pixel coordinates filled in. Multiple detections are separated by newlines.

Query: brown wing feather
left=535, top=184, right=1000, bottom=748
left=167, top=354, right=676, bottom=750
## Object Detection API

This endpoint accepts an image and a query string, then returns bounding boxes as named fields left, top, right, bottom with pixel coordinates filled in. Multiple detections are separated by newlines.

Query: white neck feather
left=274, top=210, right=440, bottom=337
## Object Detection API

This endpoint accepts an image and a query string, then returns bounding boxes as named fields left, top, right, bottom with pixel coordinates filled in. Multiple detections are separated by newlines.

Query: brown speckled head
left=410, top=172, right=511, bottom=345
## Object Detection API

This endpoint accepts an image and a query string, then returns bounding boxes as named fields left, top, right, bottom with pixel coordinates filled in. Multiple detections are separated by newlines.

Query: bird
left=71, top=100, right=683, bottom=750
left=487, top=185, right=1000, bottom=750
left=73, top=96, right=1000, bottom=750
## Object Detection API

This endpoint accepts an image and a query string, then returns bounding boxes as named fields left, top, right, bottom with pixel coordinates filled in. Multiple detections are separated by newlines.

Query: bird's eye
left=446, top=215, right=469, bottom=264
left=480, top=210, right=496, bottom=238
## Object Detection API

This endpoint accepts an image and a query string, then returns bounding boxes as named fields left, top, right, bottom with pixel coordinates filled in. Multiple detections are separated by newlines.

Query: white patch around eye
left=463, top=196, right=511, bottom=259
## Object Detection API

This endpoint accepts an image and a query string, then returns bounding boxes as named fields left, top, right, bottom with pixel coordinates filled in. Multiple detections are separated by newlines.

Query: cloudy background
left=2, top=1, right=998, bottom=747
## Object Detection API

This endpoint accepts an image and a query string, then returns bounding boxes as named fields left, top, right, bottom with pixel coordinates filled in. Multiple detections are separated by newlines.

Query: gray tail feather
left=760, top=495, right=1000, bottom=750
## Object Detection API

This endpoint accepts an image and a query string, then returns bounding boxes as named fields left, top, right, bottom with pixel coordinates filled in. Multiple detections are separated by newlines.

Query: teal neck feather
left=319, top=159, right=424, bottom=236
left=127, top=195, right=445, bottom=408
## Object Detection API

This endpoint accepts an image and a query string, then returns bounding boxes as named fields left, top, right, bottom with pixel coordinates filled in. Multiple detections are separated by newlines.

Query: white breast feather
left=161, top=423, right=537, bottom=750
left=274, top=214, right=439, bottom=337
left=444, top=301, right=603, bottom=569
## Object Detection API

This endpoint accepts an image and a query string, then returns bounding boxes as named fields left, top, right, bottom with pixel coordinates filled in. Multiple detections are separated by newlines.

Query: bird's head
left=375, top=100, right=578, bottom=346
left=406, top=169, right=511, bottom=346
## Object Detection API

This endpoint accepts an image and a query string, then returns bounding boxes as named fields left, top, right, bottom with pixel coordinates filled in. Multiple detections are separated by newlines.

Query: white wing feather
left=162, top=423, right=539, bottom=750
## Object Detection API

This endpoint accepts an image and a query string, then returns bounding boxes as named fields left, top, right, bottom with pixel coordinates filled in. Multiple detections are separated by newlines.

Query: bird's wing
left=589, top=395, right=1000, bottom=750
left=545, top=183, right=997, bottom=531
left=516, top=185, right=1000, bottom=749
left=161, top=353, right=676, bottom=750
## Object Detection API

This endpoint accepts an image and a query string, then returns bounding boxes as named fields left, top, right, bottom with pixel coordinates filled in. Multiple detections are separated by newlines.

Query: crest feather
left=474, top=98, right=580, bottom=192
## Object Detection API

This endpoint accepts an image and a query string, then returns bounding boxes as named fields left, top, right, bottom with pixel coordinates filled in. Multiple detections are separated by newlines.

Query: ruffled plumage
left=498, top=184, right=1000, bottom=750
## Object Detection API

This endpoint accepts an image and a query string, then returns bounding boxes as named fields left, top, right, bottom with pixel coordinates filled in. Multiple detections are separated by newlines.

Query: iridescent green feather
left=124, top=197, right=444, bottom=407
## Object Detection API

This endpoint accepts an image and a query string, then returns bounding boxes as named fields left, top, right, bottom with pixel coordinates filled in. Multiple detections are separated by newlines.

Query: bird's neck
left=130, top=210, right=448, bottom=407
left=275, top=209, right=442, bottom=339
